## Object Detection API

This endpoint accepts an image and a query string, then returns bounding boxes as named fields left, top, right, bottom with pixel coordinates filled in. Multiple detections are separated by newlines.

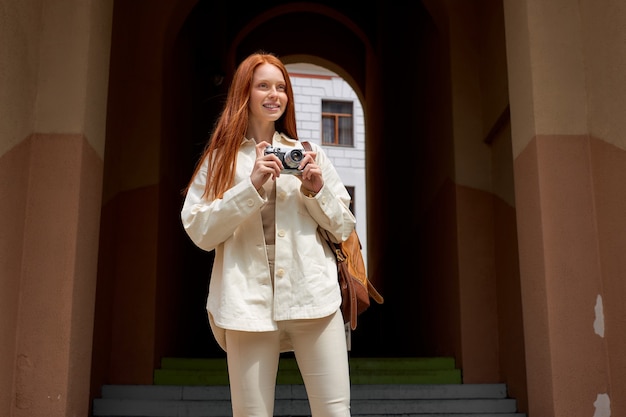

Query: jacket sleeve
left=180, top=158, right=266, bottom=252
left=301, top=142, right=356, bottom=243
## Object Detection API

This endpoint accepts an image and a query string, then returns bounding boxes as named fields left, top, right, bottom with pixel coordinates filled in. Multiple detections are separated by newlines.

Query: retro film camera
left=264, top=145, right=305, bottom=174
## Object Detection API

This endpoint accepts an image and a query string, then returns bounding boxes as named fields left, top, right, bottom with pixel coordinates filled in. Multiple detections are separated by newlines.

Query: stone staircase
left=92, top=357, right=527, bottom=417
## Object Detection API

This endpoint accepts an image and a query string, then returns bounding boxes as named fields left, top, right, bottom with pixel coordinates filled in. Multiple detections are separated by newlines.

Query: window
left=346, top=186, right=355, bottom=216
left=322, top=100, right=354, bottom=146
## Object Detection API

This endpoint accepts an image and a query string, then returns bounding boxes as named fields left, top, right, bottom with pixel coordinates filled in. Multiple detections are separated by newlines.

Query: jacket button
left=278, top=230, right=286, bottom=237
left=278, top=191, right=287, bottom=200
left=276, top=269, right=285, bottom=277
left=246, top=199, right=254, bottom=206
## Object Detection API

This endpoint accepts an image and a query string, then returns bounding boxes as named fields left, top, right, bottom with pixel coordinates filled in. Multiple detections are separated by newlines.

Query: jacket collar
left=273, top=131, right=301, bottom=147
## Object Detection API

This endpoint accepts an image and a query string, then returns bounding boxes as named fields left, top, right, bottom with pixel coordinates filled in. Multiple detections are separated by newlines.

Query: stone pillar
left=504, top=0, right=617, bottom=415
left=3, top=1, right=113, bottom=416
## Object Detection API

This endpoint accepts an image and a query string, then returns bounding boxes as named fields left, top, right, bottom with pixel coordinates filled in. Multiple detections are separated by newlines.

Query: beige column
left=504, top=0, right=616, bottom=415
left=14, top=134, right=103, bottom=417
left=2, top=1, right=113, bottom=416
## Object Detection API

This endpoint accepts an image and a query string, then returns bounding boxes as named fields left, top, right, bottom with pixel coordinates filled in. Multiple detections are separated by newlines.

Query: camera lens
left=284, top=149, right=304, bottom=169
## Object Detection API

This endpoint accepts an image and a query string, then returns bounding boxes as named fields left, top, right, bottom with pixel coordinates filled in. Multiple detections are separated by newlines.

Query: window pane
left=322, top=116, right=335, bottom=144
left=338, top=116, right=353, bottom=146
left=322, top=101, right=352, bottom=114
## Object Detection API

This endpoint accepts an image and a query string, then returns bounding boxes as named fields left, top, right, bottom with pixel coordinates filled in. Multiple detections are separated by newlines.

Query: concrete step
left=93, top=383, right=527, bottom=417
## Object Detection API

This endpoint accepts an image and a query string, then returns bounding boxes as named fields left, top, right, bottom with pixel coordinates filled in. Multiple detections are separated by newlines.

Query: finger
left=302, top=165, right=319, bottom=181
left=298, top=153, right=316, bottom=170
left=262, top=159, right=282, bottom=176
left=256, top=141, right=271, bottom=158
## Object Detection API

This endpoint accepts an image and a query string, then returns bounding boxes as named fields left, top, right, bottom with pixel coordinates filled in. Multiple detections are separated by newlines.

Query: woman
left=181, top=51, right=355, bottom=417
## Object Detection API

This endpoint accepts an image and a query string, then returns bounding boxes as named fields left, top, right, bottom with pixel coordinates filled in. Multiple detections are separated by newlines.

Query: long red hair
left=185, top=52, right=299, bottom=199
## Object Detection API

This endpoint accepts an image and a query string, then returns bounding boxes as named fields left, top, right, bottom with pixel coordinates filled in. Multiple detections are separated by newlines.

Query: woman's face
left=248, top=63, right=288, bottom=124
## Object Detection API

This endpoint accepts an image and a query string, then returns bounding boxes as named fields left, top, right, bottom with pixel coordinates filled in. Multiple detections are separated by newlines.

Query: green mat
left=153, top=357, right=462, bottom=386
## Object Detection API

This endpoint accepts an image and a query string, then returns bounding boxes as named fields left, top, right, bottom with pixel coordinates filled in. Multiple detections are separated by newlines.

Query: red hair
left=185, top=52, right=299, bottom=199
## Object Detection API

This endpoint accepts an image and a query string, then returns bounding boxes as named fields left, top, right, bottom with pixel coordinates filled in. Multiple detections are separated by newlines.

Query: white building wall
left=287, top=63, right=368, bottom=265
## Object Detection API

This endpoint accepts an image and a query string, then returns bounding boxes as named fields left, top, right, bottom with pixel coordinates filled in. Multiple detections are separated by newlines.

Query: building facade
left=287, top=63, right=368, bottom=263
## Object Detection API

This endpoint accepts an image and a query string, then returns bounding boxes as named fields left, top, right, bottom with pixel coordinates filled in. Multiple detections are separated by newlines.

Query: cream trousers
left=224, top=310, right=351, bottom=417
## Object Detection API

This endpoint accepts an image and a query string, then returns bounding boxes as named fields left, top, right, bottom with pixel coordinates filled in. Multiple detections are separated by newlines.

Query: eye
left=258, top=82, right=269, bottom=89
left=277, top=84, right=286, bottom=92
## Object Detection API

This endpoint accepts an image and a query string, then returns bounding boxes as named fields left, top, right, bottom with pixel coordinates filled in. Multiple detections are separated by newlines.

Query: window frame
left=321, top=99, right=354, bottom=147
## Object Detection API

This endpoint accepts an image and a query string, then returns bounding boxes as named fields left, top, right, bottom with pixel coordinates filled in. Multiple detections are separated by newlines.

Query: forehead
left=253, top=63, right=285, bottom=81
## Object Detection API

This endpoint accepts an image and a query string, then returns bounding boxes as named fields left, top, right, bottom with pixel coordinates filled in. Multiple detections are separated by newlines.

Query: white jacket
left=181, top=132, right=356, bottom=350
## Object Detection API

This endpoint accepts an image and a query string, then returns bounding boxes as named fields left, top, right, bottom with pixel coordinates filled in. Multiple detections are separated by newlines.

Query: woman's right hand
left=251, top=141, right=282, bottom=191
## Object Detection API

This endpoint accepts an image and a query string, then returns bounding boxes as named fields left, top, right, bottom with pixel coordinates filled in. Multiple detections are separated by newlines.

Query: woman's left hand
left=298, top=151, right=323, bottom=193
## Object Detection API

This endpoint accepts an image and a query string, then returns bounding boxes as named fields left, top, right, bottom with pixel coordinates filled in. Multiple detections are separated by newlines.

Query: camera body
left=264, top=145, right=305, bottom=174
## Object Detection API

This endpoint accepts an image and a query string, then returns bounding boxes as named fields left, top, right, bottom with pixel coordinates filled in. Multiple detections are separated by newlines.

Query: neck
left=247, top=120, right=276, bottom=143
